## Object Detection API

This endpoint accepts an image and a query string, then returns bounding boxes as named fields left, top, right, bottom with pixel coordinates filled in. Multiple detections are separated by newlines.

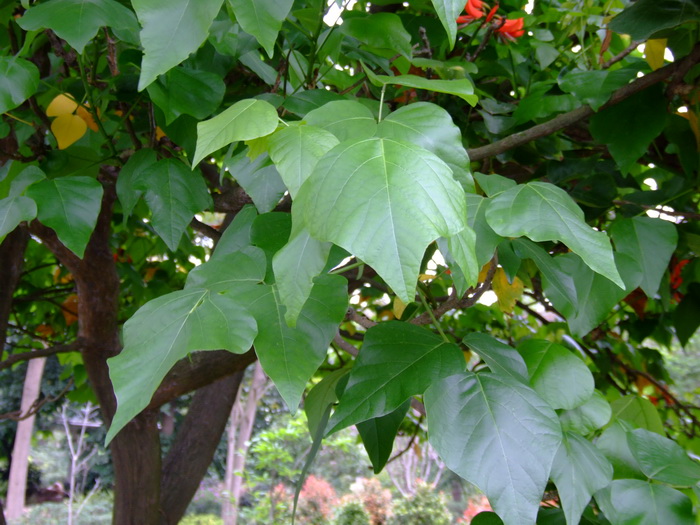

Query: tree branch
left=0, top=340, right=81, bottom=372
left=467, top=43, right=700, bottom=161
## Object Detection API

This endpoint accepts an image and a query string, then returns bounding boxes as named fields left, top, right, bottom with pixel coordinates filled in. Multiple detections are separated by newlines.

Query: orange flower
left=457, top=0, right=498, bottom=24
left=495, top=17, right=524, bottom=40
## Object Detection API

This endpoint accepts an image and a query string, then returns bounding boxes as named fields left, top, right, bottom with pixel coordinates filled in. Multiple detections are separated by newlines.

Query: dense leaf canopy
left=1, top=0, right=700, bottom=523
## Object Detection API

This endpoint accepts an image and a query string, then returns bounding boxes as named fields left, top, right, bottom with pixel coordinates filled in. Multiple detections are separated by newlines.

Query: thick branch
left=0, top=227, right=29, bottom=348
left=467, top=43, right=700, bottom=161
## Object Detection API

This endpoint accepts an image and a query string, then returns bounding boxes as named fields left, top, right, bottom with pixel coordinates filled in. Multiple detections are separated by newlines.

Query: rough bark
left=0, top=227, right=29, bottom=346
left=160, top=371, right=246, bottom=525
left=5, top=356, right=47, bottom=519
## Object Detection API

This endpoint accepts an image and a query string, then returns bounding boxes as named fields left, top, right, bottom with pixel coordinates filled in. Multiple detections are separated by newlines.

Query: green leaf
left=610, top=217, right=677, bottom=298
left=193, top=98, right=278, bottom=167
left=512, top=239, right=578, bottom=313
left=227, top=0, right=294, bottom=57
left=441, top=227, right=479, bottom=296
left=0, top=57, right=39, bottom=114
left=543, top=253, right=640, bottom=337
left=559, top=390, right=612, bottom=435
left=595, top=480, right=695, bottom=525
left=590, top=86, right=667, bottom=173
left=485, top=182, right=624, bottom=288
left=609, top=0, right=700, bottom=41
left=185, top=247, right=266, bottom=291
left=365, top=67, right=477, bottom=106
left=268, top=124, right=340, bottom=198
left=596, top=420, right=646, bottom=480
left=237, top=274, right=347, bottom=411
left=226, top=153, right=286, bottom=214
left=675, top=284, right=700, bottom=347
left=138, top=159, right=212, bottom=251
left=474, top=173, right=516, bottom=197
left=0, top=165, right=45, bottom=199
left=116, top=149, right=157, bottom=222
left=463, top=333, right=529, bottom=382
left=467, top=194, right=503, bottom=267
left=0, top=196, right=37, bottom=241
left=376, top=102, right=474, bottom=192
left=211, top=205, right=257, bottom=258
left=357, top=399, right=410, bottom=474
left=18, top=0, right=139, bottom=54
left=518, top=339, right=594, bottom=410
left=304, top=101, right=377, bottom=142
left=343, top=13, right=413, bottom=59
left=106, top=288, right=257, bottom=444
left=429, top=0, right=463, bottom=49
left=610, top=395, right=665, bottom=435
left=425, top=372, right=562, bottom=525
left=558, top=68, right=640, bottom=111
left=133, top=0, right=223, bottom=90
left=26, top=176, right=103, bottom=258
left=147, top=68, right=226, bottom=125
left=327, top=322, right=465, bottom=434
left=551, top=432, right=613, bottom=525
left=470, top=512, right=504, bottom=525
left=628, top=428, right=700, bottom=486
left=305, top=368, right=350, bottom=437
left=272, top=225, right=331, bottom=326
left=295, top=137, right=467, bottom=303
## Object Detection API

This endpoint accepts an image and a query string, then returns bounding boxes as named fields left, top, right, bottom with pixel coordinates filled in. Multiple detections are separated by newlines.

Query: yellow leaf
left=491, top=267, right=523, bottom=314
left=477, top=261, right=493, bottom=283
left=62, top=294, right=79, bottom=326
left=645, top=39, right=667, bottom=71
left=679, top=110, right=700, bottom=151
left=46, top=93, right=79, bottom=116
left=51, top=114, right=87, bottom=149
left=155, top=126, right=167, bottom=140
left=393, top=296, right=407, bottom=319
left=76, top=105, right=99, bottom=132
left=418, top=273, right=434, bottom=282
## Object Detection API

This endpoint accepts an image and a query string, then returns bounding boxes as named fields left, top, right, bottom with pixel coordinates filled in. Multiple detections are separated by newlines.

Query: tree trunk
left=223, top=362, right=268, bottom=525
left=5, top=356, right=47, bottom=519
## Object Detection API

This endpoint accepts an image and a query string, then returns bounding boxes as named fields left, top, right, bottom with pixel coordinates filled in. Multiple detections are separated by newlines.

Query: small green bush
left=334, top=500, right=371, bottom=525
left=179, top=514, right=223, bottom=525
left=388, top=483, right=452, bottom=525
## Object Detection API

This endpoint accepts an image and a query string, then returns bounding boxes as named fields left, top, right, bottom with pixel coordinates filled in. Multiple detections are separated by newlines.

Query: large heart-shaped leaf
left=343, top=13, right=413, bottom=59
left=115, top=148, right=158, bottom=222
left=193, top=98, right=278, bottom=167
left=628, top=428, right=700, bottom=486
left=295, top=137, right=467, bottom=303
left=0, top=196, right=37, bottom=241
left=425, top=372, right=562, bottom=525
left=185, top=247, right=267, bottom=292
left=138, top=159, right=212, bottom=251
left=429, top=0, right=464, bottom=49
left=26, top=176, right=103, bottom=258
left=463, top=333, right=528, bottom=382
left=304, top=368, right=350, bottom=437
left=485, top=182, right=623, bottom=288
left=327, top=322, right=465, bottom=434
left=304, top=101, right=377, bottom=142
left=147, top=67, right=226, bottom=125
left=227, top=0, right=294, bottom=57
left=518, top=339, right=594, bottom=410
left=237, top=275, right=347, bottom=411
left=551, top=432, right=613, bottom=525
left=133, top=0, right=224, bottom=90
left=377, top=102, right=474, bottom=192
left=0, top=57, right=40, bottom=114
left=225, top=153, right=287, bottom=214
left=106, top=288, right=257, bottom=444
left=268, top=124, right=339, bottom=198
left=438, top=226, right=479, bottom=296
left=610, top=217, right=677, bottom=298
left=467, top=194, right=503, bottom=267
left=610, top=395, right=665, bottom=435
left=18, top=0, right=139, bottom=54
left=609, top=0, right=700, bottom=41
left=595, top=480, right=695, bottom=525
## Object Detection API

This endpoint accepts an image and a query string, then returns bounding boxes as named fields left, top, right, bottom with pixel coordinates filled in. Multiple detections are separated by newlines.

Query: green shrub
left=334, top=500, right=371, bottom=525
left=179, top=514, right=223, bottom=525
left=388, top=483, right=452, bottom=525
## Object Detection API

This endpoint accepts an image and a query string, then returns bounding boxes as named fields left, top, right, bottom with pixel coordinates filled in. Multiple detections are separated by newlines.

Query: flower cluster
left=456, top=0, right=525, bottom=41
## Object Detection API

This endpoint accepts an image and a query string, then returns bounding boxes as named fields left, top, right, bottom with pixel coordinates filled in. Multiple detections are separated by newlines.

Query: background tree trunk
left=222, top=362, right=268, bottom=525
left=5, top=356, right=47, bottom=519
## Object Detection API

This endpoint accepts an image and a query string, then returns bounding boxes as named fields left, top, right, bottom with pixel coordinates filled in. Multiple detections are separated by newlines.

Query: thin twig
left=602, top=40, right=641, bottom=69
left=346, top=307, right=377, bottom=329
